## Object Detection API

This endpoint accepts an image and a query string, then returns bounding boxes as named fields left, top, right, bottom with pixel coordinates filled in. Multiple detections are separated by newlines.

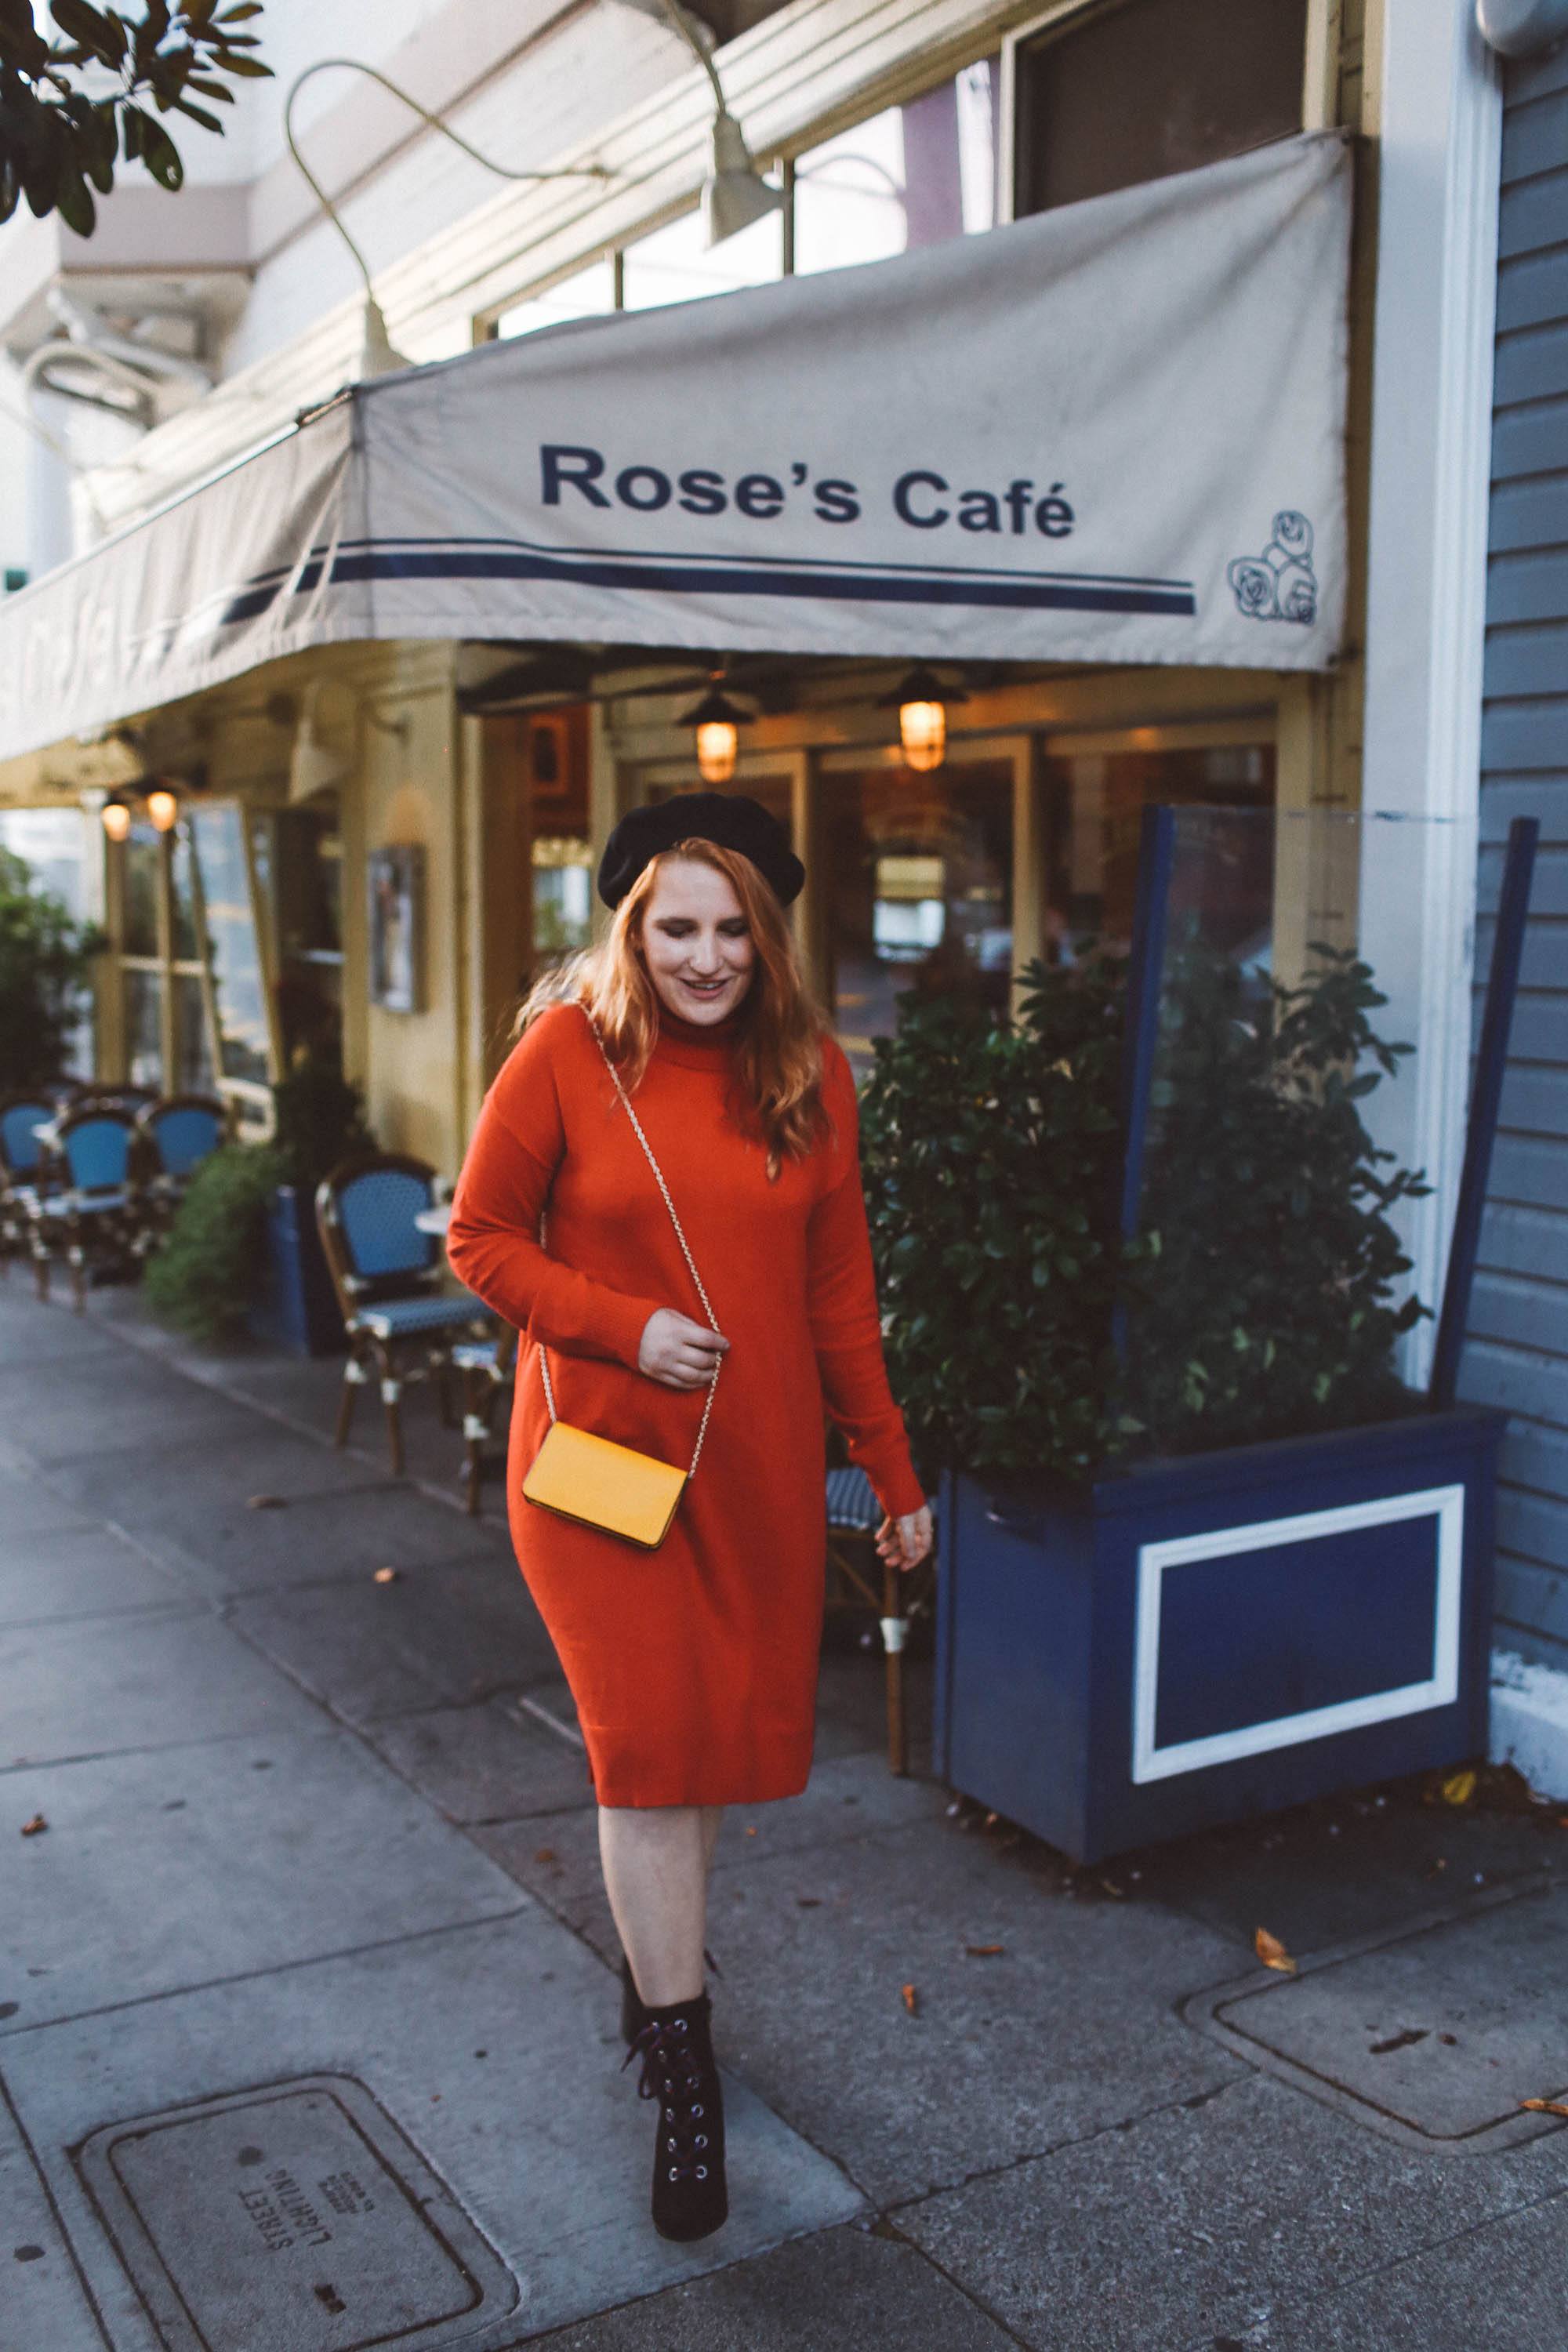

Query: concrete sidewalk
left=2, top=1280, right=1566, bottom=2351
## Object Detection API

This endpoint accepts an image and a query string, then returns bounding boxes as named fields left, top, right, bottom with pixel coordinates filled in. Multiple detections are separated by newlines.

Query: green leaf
left=170, top=93, right=221, bottom=129
left=49, top=0, right=120, bottom=64
left=52, top=162, right=95, bottom=232
left=122, top=102, right=183, bottom=185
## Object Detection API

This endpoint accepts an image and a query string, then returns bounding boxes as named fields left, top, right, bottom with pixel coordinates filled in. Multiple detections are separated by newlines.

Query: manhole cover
left=76, top=2074, right=517, bottom=2351
left=1183, top=1878, right=1568, bottom=2153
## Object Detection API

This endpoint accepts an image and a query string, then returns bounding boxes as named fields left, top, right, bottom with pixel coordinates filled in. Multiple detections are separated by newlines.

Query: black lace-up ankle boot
left=622, top=1991, right=727, bottom=2241
left=619, top=1948, right=720, bottom=2048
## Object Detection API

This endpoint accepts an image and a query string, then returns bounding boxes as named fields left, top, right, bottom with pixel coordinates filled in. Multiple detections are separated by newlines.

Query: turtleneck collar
left=652, top=1000, right=746, bottom=1065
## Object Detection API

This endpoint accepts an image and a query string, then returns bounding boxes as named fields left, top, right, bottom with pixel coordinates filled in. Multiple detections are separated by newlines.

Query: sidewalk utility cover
left=76, top=2074, right=517, bottom=2351
left=1184, top=1879, right=1568, bottom=2154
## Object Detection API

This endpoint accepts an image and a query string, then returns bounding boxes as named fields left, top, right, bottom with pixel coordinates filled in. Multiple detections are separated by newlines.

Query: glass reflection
left=191, top=804, right=271, bottom=1088
left=532, top=837, right=594, bottom=963
left=793, top=59, right=998, bottom=277
left=1042, top=744, right=1275, bottom=953
left=169, top=820, right=200, bottom=961
left=826, top=761, right=1013, bottom=1073
left=620, top=203, right=783, bottom=311
left=175, top=971, right=214, bottom=1092
left=124, top=967, right=163, bottom=1089
left=122, top=820, right=161, bottom=957
left=494, top=256, right=617, bottom=341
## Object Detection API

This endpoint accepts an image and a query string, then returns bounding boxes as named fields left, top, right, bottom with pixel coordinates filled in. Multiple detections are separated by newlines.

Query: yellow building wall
left=349, top=649, right=469, bottom=1178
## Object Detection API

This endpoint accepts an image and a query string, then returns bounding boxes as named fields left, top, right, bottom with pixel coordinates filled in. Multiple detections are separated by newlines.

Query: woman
left=446, top=791, right=932, bottom=2244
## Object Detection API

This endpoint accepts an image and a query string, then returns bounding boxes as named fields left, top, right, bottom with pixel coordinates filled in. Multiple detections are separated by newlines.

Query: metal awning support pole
left=1113, top=803, right=1177, bottom=1369
left=1428, top=815, right=1540, bottom=1408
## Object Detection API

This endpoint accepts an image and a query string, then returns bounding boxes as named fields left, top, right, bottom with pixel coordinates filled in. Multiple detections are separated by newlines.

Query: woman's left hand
left=875, top=1504, right=933, bottom=1572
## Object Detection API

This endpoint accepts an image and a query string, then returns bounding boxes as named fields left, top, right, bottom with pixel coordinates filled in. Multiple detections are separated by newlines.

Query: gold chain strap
left=535, top=1011, right=723, bottom=1478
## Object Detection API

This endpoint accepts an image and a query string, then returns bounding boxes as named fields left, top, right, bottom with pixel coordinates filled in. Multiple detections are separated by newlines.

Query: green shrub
left=270, top=1054, right=376, bottom=1193
left=143, top=1145, right=285, bottom=1341
left=859, top=955, right=1131, bottom=1484
left=142, top=1054, right=377, bottom=1341
left=1128, top=938, right=1428, bottom=1454
left=858, top=939, right=1427, bottom=1484
left=0, top=846, right=102, bottom=1092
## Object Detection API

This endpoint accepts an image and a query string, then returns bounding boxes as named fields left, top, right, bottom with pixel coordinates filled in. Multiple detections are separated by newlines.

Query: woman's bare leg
left=599, top=1805, right=708, bottom=2007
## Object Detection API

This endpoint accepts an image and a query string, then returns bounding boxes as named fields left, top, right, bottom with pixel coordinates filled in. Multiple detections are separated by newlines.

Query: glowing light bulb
left=101, top=794, right=132, bottom=843
left=146, top=786, right=179, bottom=832
left=899, top=699, right=946, bottom=773
left=695, top=720, right=739, bottom=784
left=681, top=684, right=750, bottom=785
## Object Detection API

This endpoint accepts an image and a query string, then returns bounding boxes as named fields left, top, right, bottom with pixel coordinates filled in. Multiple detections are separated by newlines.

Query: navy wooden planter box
left=935, top=1404, right=1505, bottom=1865
left=247, top=1185, right=345, bottom=1357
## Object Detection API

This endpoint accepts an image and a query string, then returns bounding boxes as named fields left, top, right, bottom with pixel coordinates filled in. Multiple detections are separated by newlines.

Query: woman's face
left=638, top=855, right=757, bottom=1025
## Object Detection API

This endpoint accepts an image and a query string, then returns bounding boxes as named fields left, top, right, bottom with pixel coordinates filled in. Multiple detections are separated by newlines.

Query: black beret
left=597, top=792, right=805, bottom=909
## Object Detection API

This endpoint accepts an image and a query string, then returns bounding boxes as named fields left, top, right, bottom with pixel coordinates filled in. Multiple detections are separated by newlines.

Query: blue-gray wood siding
left=1463, top=37, right=1568, bottom=1670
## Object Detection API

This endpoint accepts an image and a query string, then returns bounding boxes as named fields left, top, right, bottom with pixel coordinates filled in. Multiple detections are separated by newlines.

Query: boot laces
left=622, top=2016, right=713, bottom=2183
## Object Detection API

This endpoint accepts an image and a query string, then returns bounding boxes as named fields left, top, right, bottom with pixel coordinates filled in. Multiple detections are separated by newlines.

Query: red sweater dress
left=445, top=997, right=925, bottom=1808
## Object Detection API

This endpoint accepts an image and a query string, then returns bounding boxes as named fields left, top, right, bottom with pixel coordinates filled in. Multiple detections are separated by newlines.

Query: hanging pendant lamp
left=879, top=664, right=969, bottom=774
left=679, top=684, right=751, bottom=784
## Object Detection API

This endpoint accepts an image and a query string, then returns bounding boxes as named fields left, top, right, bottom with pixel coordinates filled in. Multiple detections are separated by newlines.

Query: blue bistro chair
left=0, top=1092, right=58, bottom=1276
left=27, top=1105, right=145, bottom=1311
left=137, top=1094, right=229, bottom=1229
left=315, top=1152, right=495, bottom=1476
left=824, top=1464, right=938, bottom=1778
left=450, top=1324, right=517, bottom=1515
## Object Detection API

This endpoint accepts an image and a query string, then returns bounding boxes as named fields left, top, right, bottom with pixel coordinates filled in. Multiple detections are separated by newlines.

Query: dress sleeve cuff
left=863, top=1450, right=928, bottom=1522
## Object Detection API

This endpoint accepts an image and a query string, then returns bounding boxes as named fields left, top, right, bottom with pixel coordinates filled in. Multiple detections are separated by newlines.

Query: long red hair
left=514, top=837, right=832, bottom=1178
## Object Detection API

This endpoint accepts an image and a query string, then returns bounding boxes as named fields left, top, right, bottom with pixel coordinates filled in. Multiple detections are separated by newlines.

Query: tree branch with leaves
left=0, top=0, right=270, bottom=235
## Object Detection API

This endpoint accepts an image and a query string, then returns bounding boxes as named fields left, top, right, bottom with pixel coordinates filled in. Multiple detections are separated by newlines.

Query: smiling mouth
left=681, top=976, right=731, bottom=993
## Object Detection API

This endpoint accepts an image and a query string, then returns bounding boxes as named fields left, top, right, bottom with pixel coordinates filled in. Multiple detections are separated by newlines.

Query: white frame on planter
left=1131, top=1483, right=1467, bottom=1785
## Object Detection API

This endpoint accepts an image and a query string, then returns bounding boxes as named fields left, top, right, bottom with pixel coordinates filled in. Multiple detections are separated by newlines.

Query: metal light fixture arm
left=283, top=56, right=612, bottom=308
left=654, top=0, right=729, bottom=118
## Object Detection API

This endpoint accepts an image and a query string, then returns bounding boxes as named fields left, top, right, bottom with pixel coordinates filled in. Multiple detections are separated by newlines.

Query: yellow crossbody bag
left=521, top=1012, right=721, bottom=1551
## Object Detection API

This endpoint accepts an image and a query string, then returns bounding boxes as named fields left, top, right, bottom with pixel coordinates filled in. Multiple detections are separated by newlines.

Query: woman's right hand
left=637, top=1308, right=730, bottom=1390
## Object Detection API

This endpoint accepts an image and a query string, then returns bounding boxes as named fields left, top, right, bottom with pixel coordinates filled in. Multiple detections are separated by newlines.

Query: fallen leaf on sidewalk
left=532, top=1847, right=557, bottom=1865
left=1440, top=1768, right=1477, bottom=1806
left=796, top=1896, right=822, bottom=1908
left=964, top=1943, right=1005, bottom=1958
left=20, top=1815, right=46, bottom=1837
left=373, top=1567, right=399, bottom=1584
left=1255, top=1927, right=1297, bottom=1974
left=245, top=1494, right=285, bottom=1510
left=901, top=1983, right=919, bottom=2015
left=1521, top=2098, right=1568, bottom=2117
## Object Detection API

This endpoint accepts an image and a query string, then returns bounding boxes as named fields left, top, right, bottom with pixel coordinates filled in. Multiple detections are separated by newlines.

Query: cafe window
left=794, top=60, right=1000, bottom=276
left=825, top=758, right=1014, bottom=1073
left=526, top=706, right=595, bottom=969
left=622, top=201, right=784, bottom=312
left=1012, top=0, right=1309, bottom=219
left=114, top=815, right=213, bottom=1096
left=482, top=56, right=1000, bottom=336
left=1043, top=741, right=1276, bottom=951
left=268, top=804, right=345, bottom=1065
left=492, top=256, right=617, bottom=345
left=105, top=800, right=278, bottom=1122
